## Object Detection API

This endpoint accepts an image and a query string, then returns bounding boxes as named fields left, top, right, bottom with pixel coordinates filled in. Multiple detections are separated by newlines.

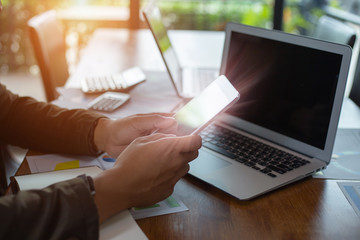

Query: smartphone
left=174, top=75, right=240, bottom=136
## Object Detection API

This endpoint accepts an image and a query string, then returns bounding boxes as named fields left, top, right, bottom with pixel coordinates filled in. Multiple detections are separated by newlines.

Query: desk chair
left=311, top=15, right=356, bottom=48
left=311, top=15, right=360, bottom=106
left=349, top=57, right=360, bottom=107
left=28, top=10, right=69, bottom=102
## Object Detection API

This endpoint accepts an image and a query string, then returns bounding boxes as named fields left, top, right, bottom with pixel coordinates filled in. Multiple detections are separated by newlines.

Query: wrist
left=93, top=174, right=111, bottom=223
left=93, top=171, right=131, bottom=223
left=93, top=118, right=111, bottom=153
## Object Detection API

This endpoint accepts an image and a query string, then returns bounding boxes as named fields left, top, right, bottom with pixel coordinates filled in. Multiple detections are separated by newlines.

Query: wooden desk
left=65, top=28, right=224, bottom=89
left=15, top=159, right=360, bottom=239
left=19, top=29, right=360, bottom=239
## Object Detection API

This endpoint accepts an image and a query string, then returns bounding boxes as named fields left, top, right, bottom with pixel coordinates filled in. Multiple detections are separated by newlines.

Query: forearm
left=0, top=178, right=99, bottom=239
left=0, top=84, right=105, bottom=155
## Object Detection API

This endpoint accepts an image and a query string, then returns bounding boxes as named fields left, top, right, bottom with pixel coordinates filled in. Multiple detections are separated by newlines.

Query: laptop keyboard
left=200, top=124, right=310, bottom=178
left=190, top=69, right=217, bottom=93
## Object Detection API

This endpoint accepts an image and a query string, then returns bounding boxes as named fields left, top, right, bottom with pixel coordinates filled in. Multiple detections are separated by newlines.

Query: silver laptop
left=142, top=1, right=218, bottom=98
left=189, top=22, right=352, bottom=200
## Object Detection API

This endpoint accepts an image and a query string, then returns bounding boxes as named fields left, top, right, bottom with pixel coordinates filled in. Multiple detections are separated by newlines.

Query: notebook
left=142, top=0, right=218, bottom=98
left=189, top=22, right=352, bottom=200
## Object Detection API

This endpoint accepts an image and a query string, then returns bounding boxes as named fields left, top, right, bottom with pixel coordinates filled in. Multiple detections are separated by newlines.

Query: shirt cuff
left=88, top=117, right=107, bottom=156
left=59, top=178, right=100, bottom=239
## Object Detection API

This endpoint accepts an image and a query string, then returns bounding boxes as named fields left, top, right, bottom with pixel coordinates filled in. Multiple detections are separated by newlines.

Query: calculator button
left=88, top=92, right=130, bottom=112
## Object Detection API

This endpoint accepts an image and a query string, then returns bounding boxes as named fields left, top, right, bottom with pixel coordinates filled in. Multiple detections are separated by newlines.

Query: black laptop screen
left=225, top=31, right=343, bottom=149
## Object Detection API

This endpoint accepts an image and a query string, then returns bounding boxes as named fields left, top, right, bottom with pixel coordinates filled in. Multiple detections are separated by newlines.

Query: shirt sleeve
left=0, top=178, right=99, bottom=240
left=0, top=83, right=106, bottom=155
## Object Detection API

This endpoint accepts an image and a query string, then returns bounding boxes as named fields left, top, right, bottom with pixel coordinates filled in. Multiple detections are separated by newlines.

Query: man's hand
left=94, top=113, right=177, bottom=157
left=93, top=133, right=202, bottom=223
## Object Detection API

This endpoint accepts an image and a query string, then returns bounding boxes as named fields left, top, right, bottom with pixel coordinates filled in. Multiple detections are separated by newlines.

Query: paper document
left=26, top=153, right=188, bottom=221
left=100, top=210, right=147, bottom=240
left=314, top=128, right=360, bottom=179
left=130, top=195, right=188, bottom=219
left=14, top=166, right=103, bottom=190
left=338, top=182, right=360, bottom=218
left=27, top=153, right=116, bottom=173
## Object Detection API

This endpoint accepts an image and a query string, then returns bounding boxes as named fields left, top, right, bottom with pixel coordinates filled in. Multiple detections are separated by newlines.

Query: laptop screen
left=221, top=24, right=347, bottom=151
left=142, top=3, right=182, bottom=91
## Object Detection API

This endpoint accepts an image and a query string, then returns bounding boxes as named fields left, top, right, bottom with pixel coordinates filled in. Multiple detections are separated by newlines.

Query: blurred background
left=1, top=0, right=360, bottom=170
left=0, top=0, right=358, bottom=100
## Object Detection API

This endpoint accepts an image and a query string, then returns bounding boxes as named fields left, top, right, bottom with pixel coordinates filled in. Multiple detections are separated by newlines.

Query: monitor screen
left=143, top=5, right=181, bottom=87
left=224, top=31, right=343, bottom=149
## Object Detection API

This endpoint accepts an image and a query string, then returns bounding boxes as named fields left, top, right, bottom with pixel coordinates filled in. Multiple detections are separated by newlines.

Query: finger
left=168, top=163, right=190, bottom=186
left=132, top=114, right=176, bottom=132
left=134, top=112, right=175, bottom=117
left=155, top=122, right=178, bottom=135
left=149, top=112, right=175, bottom=117
left=180, top=150, right=200, bottom=163
left=136, top=133, right=176, bottom=143
left=172, top=135, right=202, bottom=153
left=177, top=163, right=190, bottom=178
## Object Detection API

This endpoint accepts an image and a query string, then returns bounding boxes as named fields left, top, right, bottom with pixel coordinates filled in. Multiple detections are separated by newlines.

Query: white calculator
left=88, top=92, right=130, bottom=112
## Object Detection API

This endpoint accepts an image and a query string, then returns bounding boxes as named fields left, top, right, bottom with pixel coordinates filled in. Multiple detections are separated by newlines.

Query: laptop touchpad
left=190, top=149, right=232, bottom=175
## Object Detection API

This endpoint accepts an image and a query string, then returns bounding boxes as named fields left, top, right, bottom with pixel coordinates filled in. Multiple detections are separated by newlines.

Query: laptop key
left=244, top=161, right=256, bottom=167
left=235, top=157, right=246, bottom=163
left=260, top=168, right=272, bottom=174
left=267, top=165, right=287, bottom=174
left=277, top=164, right=294, bottom=171
left=267, top=173, right=277, bottom=178
left=252, top=166, right=261, bottom=170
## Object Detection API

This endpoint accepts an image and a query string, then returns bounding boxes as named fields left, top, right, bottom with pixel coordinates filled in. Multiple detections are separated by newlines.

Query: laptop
left=142, top=1, right=218, bottom=98
left=189, top=22, right=352, bottom=200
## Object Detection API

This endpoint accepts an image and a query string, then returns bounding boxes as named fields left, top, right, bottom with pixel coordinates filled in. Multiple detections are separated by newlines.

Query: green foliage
left=329, top=0, right=341, bottom=8
left=283, top=5, right=310, bottom=34
left=242, top=3, right=272, bottom=28
left=0, top=0, right=344, bottom=73
left=158, top=1, right=273, bottom=30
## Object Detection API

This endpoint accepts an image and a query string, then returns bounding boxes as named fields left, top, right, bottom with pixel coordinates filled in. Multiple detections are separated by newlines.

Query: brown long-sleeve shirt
left=0, top=83, right=104, bottom=239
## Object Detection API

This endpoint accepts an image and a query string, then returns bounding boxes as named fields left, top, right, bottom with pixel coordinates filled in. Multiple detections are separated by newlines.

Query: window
left=143, top=0, right=273, bottom=31
left=0, top=0, right=354, bottom=74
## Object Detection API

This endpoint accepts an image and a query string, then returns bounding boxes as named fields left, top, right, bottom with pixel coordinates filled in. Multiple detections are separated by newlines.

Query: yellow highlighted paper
left=54, top=160, right=80, bottom=171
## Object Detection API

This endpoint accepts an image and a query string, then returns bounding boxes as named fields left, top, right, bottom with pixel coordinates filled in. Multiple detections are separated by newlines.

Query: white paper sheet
left=26, top=154, right=189, bottom=221
left=338, top=182, right=360, bottom=218
left=27, top=153, right=115, bottom=173
left=130, top=195, right=188, bottom=220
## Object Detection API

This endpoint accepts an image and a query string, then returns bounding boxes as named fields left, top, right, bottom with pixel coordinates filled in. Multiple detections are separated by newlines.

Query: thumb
left=153, top=116, right=177, bottom=130
left=174, top=135, right=202, bottom=153
left=134, top=114, right=176, bottom=132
